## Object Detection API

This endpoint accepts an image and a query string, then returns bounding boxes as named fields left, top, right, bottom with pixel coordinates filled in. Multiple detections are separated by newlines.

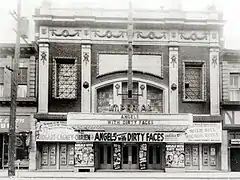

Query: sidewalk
left=0, top=170, right=240, bottom=179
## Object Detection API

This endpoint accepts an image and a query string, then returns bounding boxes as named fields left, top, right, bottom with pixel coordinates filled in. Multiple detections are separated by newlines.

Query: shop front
left=228, top=131, right=240, bottom=172
left=0, top=115, right=31, bottom=169
left=184, top=123, right=222, bottom=171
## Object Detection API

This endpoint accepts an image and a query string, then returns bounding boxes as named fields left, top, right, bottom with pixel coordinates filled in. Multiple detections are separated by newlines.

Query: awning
left=67, top=113, right=193, bottom=132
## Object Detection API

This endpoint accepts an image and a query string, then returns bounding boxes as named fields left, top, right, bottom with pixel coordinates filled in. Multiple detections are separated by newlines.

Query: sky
left=0, top=0, right=240, bottom=49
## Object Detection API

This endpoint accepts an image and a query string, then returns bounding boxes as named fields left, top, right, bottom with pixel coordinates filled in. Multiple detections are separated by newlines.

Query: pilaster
left=29, top=116, right=37, bottom=171
left=221, top=130, right=229, bottom=171
left=169, top=47, right=179, bottom=114
left=210, top=48, right=220, bottom=115
left=81, top=45, right=91, bottom=112
left=38, top=43, right=49, bottom=113
left=139, top=82, right=147, bottom=109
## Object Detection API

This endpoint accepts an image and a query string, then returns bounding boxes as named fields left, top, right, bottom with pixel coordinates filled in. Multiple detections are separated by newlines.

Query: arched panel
left=92, top=78, right=168, bottom=113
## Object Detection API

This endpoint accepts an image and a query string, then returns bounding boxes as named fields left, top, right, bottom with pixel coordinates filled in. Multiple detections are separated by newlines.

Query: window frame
left=52, top=57, right=77, bottom=99
left=182, top=60, right=206, bottom=102
left=17, top=67, right=29, bottom=98
left=0, top=67, right=4, bottom=97
left=229, top=73, right=240, bottom=101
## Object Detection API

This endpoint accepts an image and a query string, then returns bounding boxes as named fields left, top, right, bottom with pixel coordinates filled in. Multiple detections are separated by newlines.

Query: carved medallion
left=212, top=56, right=218, bottom=68
left=41, top=51, right=47, bottom=65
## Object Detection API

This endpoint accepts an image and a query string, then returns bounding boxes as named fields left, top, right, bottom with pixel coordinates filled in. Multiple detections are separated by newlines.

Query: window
left=0, top=67, right=4, bottom=97
left=52, top=58, right=77, bottom=99
left=97, top=82, right=164, bottom=113
left=183, top=61, right=205, bottom=101
left=121, top=82, right=138, bottom=112
left=97, top=85, right=113, bottom=113
left=17, top=68, right=28, bottom=97
left=147, top=85, right=163, bottom=112
left=229, top=73, right=240, bottom=101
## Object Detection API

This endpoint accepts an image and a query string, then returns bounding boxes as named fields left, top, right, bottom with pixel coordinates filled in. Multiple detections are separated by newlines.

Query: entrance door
left=99, top=144, right=112, bottom=169
left=122, top=144, right=138, bottom=169
left=59, top=144, right=75, bottom=170
left=231, top=148, right=240, bottom=171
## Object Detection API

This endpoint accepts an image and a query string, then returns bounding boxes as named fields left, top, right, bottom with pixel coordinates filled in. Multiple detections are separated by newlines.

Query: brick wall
left=48, top=43, right=81, bottom=112
left=178, top=46, right=210, bottom=114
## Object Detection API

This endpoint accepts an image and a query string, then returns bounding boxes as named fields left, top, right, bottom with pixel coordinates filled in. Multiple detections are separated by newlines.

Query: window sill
left=221, top=101, right=240, bottom=106
left=0, top=97, right=36, bottom=102
left=52, top=97, right=77, bottom=100
left=182, top=99, right=206, bottom=103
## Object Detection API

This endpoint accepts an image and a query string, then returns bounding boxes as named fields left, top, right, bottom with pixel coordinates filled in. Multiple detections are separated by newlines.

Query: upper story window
left=52, top=58, right=77, bottom=99
left=0, top=67, right=4, bottom=97
left=97, top=85, right=113, bottom=113
left=183, top=61, right=206, bottom=102
left=17, top=68, right=28, bottom=98
left=229, top=73, right=240, bottom=101
left=97, top=82, right=163, bottom=113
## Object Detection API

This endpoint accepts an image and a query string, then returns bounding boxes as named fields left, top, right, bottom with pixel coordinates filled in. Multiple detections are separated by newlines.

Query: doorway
left=231, top=148, right=240, bottom=171
left=122, top=144, right=138, bottom=169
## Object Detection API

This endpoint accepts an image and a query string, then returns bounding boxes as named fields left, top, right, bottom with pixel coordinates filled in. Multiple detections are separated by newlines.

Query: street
left=0, top=171, right=240, bottom=180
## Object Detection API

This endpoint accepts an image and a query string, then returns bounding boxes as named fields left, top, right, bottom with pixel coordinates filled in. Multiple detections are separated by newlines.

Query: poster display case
left=75, top=143, right=94, bottom=167
left=166, top=144, right=184, bottom=168
left=113, top=143, right=121, bottom=170
left=139, top=143, right=147, bottom=170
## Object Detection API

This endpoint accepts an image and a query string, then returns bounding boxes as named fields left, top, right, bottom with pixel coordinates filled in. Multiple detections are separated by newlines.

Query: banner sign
left=231, top=139, right=240, bottom=145
left=0, top=116, right=30, bottom=132
left=185, top=123, right=222, bottom=143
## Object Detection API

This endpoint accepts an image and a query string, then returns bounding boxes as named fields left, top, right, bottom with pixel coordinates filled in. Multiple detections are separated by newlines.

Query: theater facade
left=33, top=2, right=224, bottom=172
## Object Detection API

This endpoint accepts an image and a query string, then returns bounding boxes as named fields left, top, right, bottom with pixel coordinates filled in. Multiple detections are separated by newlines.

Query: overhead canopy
left=67, top=113, right=193, bottom=132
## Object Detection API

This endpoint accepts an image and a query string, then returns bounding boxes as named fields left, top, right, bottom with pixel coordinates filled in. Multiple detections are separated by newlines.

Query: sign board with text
left=185, top=123, right=222, bottom=143
left=0, top=116, right=30, bottom=132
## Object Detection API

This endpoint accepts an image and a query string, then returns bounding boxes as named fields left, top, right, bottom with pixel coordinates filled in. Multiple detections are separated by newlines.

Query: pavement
left=0, top=170, right=240, bottom=180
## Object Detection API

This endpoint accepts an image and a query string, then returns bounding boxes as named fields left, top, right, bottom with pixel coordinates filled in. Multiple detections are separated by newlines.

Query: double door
left=122, top=144, right=138, bottom=169
left=41, top=143, right=74, bottom=170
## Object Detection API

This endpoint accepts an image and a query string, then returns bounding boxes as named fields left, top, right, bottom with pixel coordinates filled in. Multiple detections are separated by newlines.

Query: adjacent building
left=221, top=49, right=240, bottom=172
left=31, top=2, right=225, bottom=172
left=0, top=43, right=37, bottom=169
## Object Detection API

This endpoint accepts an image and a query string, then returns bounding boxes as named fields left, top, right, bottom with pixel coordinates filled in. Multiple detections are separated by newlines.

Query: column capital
left=169, top=47, right=179, bottom=51
left=39, top=43, right=49, bottom=48
left=81, top=44, right=91, bottom=49
left=210, top=47, right=220, bottom=52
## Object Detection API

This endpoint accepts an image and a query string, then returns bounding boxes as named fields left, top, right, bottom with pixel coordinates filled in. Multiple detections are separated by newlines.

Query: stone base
left=74, top=167, right=95, bottom=172
left=165, top=167, right=185, bottom=173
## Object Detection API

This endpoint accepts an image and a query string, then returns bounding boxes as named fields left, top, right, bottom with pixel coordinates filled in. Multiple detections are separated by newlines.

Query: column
left=29, top=116, right=37, bottom=171
left=38, top=43, right=49, bottom=113
left=81, top=45, right=91, bottom=112
left=210, top=48, right=220, bottom=115
left=169, top=47, right=179, bottom=114
left=221, top=130, right=229, bottom=171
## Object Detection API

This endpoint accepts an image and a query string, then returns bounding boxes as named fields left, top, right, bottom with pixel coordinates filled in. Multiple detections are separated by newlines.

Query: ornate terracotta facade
left=33, top=2, right=224, bottom=172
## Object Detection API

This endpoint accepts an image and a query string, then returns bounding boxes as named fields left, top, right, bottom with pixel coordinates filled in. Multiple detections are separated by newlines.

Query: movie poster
left=166, top=144, right=184, bottom=168
left=139, top=143, right=147, bottom=170
left=113, top=143, right=121, bottom=170
left=75, top=143, right=94, bottom=166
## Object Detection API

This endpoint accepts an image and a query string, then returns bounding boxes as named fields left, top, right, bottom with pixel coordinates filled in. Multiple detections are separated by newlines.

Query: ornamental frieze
left=135, top=31, right=167, bottom=40
left=49, top=29, right=81, bottom=37
left=179, top=31, right=209, bottom=41
left=44, top=27, right=218, bottom=44
left=92, top=30, right=127, bottom=39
